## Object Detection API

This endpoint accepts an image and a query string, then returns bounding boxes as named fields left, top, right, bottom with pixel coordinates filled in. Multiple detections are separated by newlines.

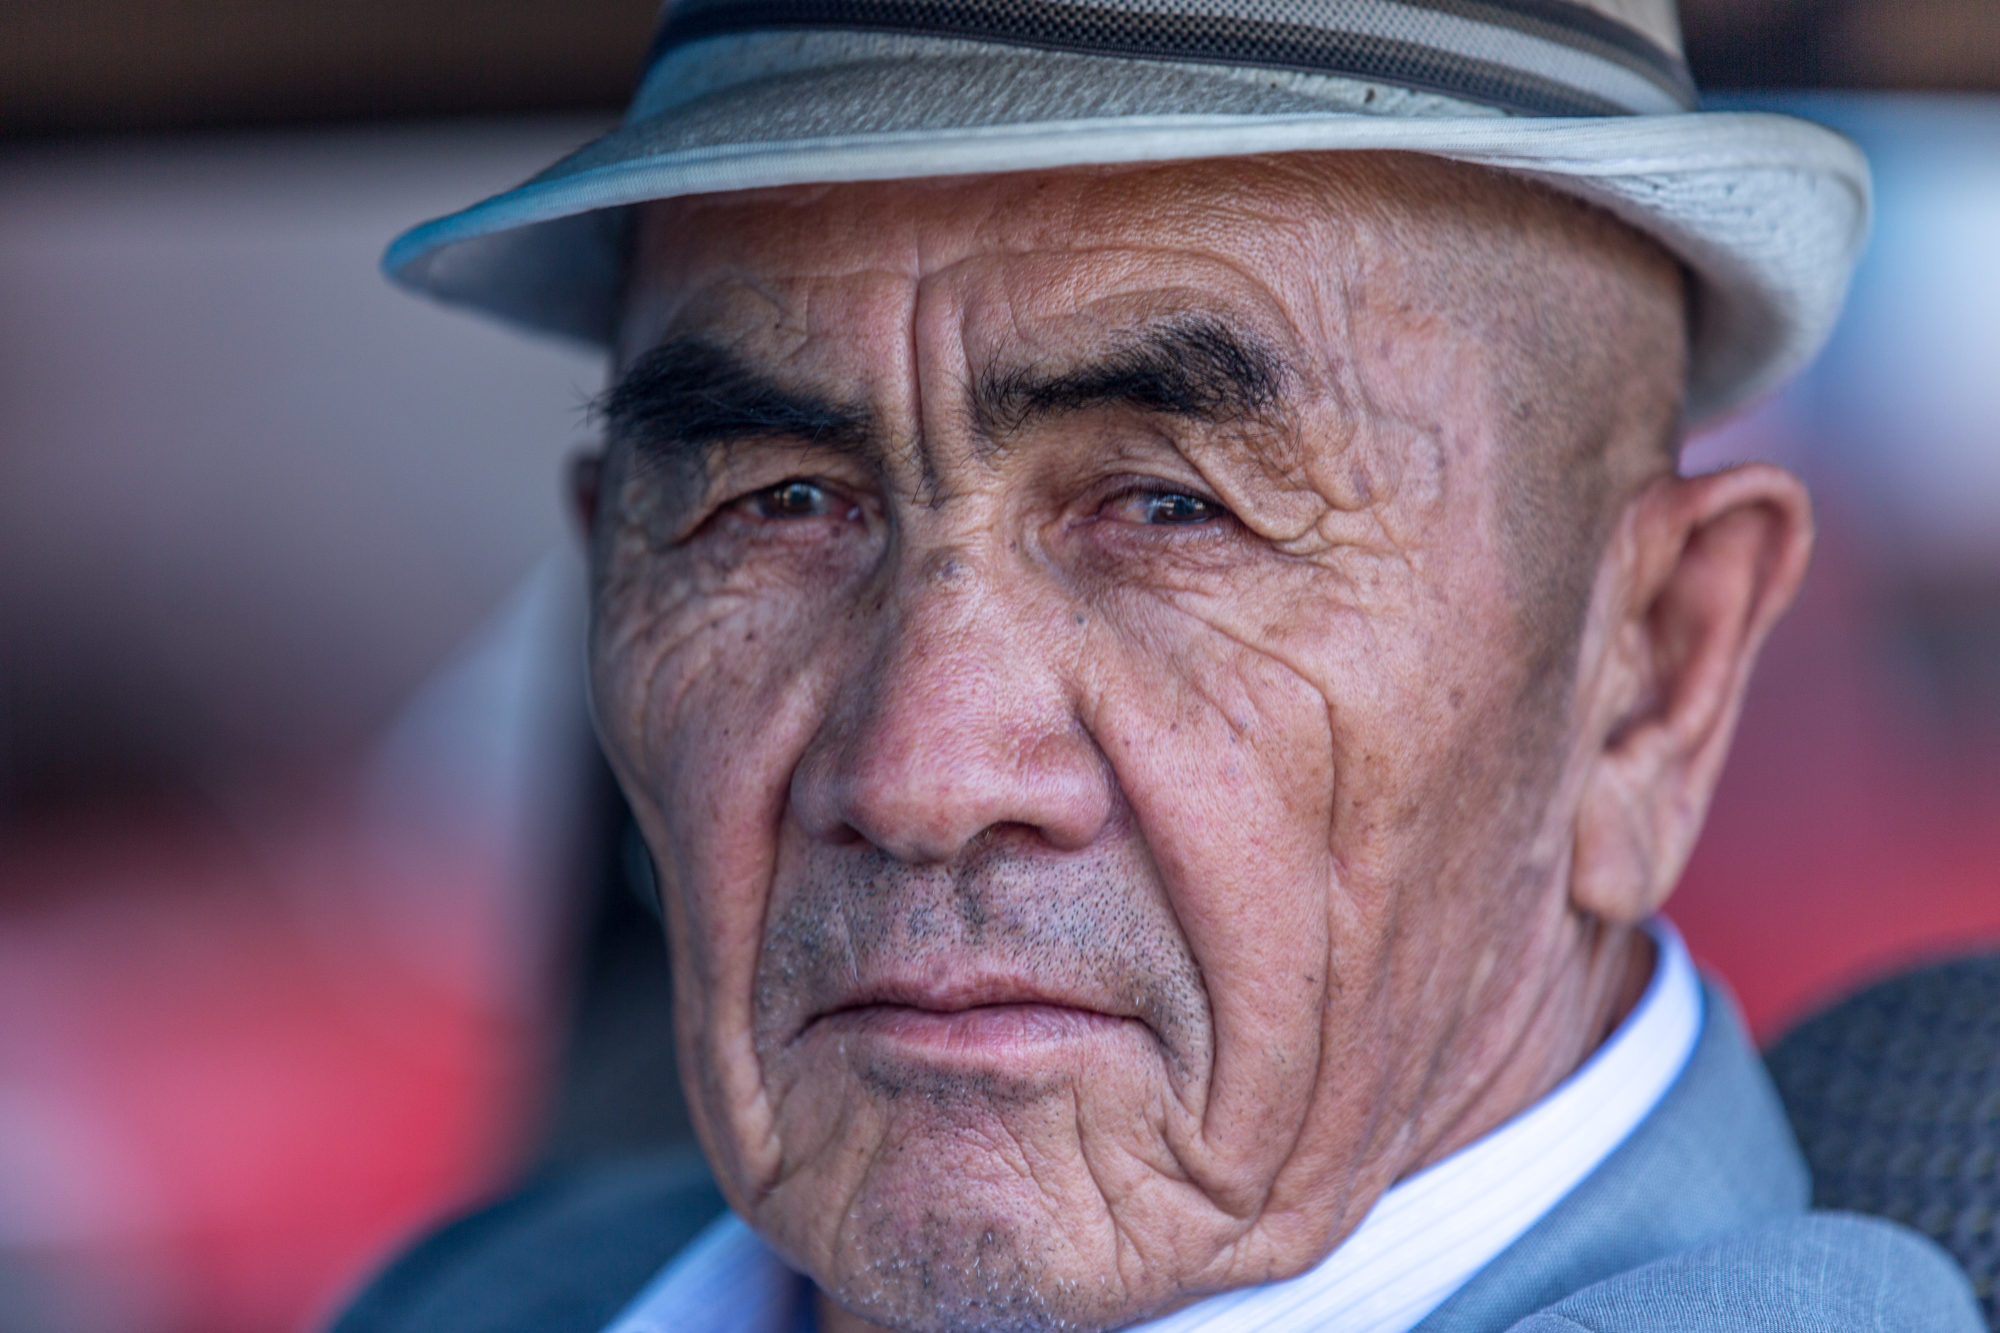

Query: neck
left=1410, top=920, right=1658, bottom=1179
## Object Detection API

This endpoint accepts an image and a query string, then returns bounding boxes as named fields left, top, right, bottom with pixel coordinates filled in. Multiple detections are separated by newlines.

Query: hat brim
left=384, top=47, right=1869, bottom=423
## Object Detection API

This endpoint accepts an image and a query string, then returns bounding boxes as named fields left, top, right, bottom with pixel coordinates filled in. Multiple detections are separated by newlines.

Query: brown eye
left=750, top=479, right=836, bottom=520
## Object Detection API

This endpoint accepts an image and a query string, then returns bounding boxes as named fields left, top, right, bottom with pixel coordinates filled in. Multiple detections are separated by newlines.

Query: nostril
left=821, top=819, right=870, bottom=849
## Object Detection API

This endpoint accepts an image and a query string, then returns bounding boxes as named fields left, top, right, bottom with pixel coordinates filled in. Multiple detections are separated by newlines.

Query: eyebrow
left=595, top=336, right=872, bottom=470
left=973, top=315, right=1290, bottom=439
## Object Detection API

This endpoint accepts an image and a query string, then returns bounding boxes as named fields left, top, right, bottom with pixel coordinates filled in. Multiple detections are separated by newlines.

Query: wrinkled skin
left=582, top=153, right=1814, bottom=1333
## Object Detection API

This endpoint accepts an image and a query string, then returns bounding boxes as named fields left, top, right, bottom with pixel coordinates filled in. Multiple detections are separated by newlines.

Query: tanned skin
left=575, top=152, right=1814, bottom=1333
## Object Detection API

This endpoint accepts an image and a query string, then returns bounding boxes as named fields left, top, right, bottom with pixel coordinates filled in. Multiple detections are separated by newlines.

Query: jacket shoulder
left=1504, top=1213, right=1983, bottom=1332
left=329, top=1153, right=726, bottom=1333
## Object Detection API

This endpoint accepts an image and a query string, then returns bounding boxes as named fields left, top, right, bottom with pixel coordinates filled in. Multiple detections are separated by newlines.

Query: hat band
left=648, top=0, right=1697, bottom=118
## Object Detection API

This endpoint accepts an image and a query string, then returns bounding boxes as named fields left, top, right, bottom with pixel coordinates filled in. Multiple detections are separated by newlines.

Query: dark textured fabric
left=649, top=0, right=1697, bottom=117
left=327, top=1151, right=724, bottom=1333
left=1506, top=1213, right=1983, bottom=1332
left=1767, top=954, right=2000, bottom=1332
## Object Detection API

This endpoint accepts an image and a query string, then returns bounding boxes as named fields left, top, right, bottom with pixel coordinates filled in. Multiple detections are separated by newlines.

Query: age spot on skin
left=925, top=549, right=971, bottom=588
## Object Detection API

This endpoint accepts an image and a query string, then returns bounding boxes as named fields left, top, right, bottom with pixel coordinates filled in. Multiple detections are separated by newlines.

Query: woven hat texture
left=385, top=0, right=1871, bottom=424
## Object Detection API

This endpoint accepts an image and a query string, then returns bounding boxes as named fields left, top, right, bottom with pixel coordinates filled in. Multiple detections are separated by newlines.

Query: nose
left=790, top=548, right=1114, bottom=864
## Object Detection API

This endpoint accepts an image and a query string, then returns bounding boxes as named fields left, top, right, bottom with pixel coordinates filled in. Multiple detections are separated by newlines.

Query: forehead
left=616, top=154, right=1550, bottom=367
left=631, top=157, right=1344, bottom=280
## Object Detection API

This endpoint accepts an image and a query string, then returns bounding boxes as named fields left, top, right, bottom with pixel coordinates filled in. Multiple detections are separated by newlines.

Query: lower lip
left=812, top=1003, right=1132, bottom=1058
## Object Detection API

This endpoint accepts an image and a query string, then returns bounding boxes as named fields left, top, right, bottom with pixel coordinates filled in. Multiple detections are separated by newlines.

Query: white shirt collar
left=605, top=921, right=1702, bottom=1333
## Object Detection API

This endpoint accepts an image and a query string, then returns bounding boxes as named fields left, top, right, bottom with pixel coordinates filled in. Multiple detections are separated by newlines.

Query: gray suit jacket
left=332, top=985, right=1981, bottom=1332
left=1413, top=984, right=1979, bottom=1331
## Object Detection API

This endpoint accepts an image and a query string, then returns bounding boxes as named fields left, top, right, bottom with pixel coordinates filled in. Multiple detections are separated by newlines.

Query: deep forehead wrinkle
left=598, top=335, right=875, bottom=473
left=972, top=313, right=1291, bottom=444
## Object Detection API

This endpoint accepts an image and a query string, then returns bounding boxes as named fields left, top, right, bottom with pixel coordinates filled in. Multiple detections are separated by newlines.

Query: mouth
left=803, top=979, right=1143, bottom=1059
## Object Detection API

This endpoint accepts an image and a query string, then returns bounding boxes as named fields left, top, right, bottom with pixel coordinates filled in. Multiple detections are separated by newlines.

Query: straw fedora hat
left=384, top=0, right=1870, bottom=422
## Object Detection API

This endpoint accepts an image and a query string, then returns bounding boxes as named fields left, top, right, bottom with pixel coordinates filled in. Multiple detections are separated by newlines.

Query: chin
left=817, top=1187, right=1118, bottom=1333
left=768, top=1091, right=1148, bottom=1333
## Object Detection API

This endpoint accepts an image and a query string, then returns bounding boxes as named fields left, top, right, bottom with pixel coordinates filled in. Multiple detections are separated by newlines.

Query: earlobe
left=1570, top=463, right=1815, bottom=925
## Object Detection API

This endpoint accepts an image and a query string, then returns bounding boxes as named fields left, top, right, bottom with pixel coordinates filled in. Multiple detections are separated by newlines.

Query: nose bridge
left=875, top=541, right=1008, bottom=742
left=794, top=534, right=1110, bottom=863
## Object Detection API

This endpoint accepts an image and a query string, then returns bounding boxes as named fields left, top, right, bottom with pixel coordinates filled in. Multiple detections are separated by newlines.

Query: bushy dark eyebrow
left=973, top=315, right=1290, bottom=439
left=594, top=336, right=872, bottom=469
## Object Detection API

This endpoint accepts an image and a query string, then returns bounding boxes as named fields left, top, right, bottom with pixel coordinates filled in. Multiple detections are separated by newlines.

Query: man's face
left=592, top=155, right=1682, bottom=1331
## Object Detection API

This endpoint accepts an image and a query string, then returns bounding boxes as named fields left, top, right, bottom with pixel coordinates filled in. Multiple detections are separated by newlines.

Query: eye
left=742, top=478, right=851, bottom=521
left=1141, top=492, right=1221, bottom=525
left=1101, top=487, right=1228, bottom=527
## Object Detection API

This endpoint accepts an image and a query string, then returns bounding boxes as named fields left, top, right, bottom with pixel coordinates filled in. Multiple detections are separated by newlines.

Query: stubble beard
left=747, top=834, right=1212, bottom=1332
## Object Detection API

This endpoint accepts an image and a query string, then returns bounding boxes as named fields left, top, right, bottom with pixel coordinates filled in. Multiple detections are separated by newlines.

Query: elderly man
left=340, top=2, right=1983, bottom=1331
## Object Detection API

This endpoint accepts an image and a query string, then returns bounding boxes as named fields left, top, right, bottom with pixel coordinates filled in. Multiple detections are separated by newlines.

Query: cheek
left=590, top=522, right=875, bottom=995
left=1084, top=569, right=1349, bottom=932
left=1078, top=556, right=1496, bottom=1209
left=1082, top=590, right=1346, bottom=1177
left=593, top=477, right=882, bottom=783
left=590, top=523, right=885, bottom=1194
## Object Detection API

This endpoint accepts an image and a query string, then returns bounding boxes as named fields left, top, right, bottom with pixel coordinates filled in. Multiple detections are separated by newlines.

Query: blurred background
left=2, top=3, right=1997, bottom=1331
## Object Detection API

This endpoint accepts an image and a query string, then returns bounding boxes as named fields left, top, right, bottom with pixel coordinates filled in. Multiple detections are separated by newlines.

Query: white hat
left=384, top=0, right=1870, bottom=422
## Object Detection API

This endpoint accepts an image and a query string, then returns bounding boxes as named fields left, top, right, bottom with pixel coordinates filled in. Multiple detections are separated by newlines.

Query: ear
left=1570, top=463, right=1815, bottom=926
left=569, top=447, right=605, bottom=539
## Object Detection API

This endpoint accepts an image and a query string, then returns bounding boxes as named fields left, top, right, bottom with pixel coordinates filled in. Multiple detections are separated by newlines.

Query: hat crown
left=650, top=0, right=1696, bottom=120
left=1572, top=0, right=1680, bottom=56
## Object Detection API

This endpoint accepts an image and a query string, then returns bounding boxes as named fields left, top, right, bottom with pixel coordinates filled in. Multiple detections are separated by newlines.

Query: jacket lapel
left=1414, top=983, right=1809, bottom=1332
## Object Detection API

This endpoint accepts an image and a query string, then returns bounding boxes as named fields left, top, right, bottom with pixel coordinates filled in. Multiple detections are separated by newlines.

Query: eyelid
left=685, top=444, right=874, bottom=507
left=1091, top=474, right=1231, bottom=514
left=643, top=464, right=848, bottom=548
left=723, top=473, right=878, bottom=540
left=743, top=477, right=861, bottom=519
